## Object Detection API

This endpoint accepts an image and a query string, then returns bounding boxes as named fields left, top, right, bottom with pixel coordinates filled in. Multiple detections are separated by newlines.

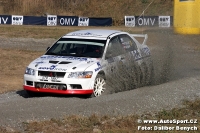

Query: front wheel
left=92, top=74, right=107, bottom=97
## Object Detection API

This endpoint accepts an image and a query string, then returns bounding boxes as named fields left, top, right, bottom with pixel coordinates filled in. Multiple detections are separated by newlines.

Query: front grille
left=38, top=71, right=66, bottom=78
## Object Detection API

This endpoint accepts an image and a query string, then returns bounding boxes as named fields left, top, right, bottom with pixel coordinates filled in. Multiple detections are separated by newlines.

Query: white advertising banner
left=78, top=17, right=89, bottom=26
left=159, top=16, right=170, bottom=27
left=125, top=16, right=135, bottom=27
left=47, top=15, right=57, bottom=26
left=12, top=15, right=23, bottom=25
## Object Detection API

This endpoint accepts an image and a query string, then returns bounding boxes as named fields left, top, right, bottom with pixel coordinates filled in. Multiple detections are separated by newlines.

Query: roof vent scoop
left=49, top=61, right=59, bottom=64
left=59, top=61, right=71, bottom=64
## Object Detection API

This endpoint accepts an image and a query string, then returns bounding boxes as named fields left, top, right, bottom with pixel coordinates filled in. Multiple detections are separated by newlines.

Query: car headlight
left=25, top=67, right=35, bottom=75
left=68, top=71, right=93, bottom=78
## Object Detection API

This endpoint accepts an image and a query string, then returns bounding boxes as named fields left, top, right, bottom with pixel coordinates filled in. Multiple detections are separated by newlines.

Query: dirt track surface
left=0, top=28, right=200, bottom=129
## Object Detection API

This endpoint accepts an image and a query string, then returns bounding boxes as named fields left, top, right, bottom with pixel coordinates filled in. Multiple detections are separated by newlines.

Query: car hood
left=29, top=55, right=100, bottom=72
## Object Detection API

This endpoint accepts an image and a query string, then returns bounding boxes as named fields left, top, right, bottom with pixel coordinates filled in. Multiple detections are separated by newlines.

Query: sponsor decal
left=159, top=16, right=170, bottom=27
left=142, top=47, right=150, bottom=55
left=78, top=17, right=89, bottom=26
left=43, top=84, right=59, bottom=89
left=95, top=62, right=104, bottom=72
left=40, top=56, right=88, bottom=61
left=125, top=16, right=135, bottom=27
left=47, top=15, right=57, bottom=26
left=38, top=65, right=67, bottom=71
left=0, top=17, right=8, bottom=24
left=35, top=61, right=44, bottom=64
left=12, top=15, right=23, bottom=25
left=132, top=50, right=141, bottom=60
left=35, top=61, right=44, bottom=67
left=71, top=32, right=101, bottom=36
left=97, top=62, right=101, bottom=67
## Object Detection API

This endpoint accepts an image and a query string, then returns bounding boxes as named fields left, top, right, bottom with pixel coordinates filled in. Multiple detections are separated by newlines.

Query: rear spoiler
left=130, top=34, right=148, bottom=45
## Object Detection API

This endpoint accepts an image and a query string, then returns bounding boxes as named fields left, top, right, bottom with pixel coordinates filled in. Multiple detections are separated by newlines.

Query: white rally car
left=23, top=29, right=153, bottom=97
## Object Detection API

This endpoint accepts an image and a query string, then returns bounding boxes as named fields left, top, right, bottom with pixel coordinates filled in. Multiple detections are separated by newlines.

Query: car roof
left=62, top=29, right=122, bottom=40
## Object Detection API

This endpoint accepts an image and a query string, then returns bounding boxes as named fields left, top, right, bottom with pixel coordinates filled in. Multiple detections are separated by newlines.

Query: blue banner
left=89, top=17, right=112, bottom=26
left=0, top=15, right=12, bottom=24
left=23, top=16, right=47, bottom=25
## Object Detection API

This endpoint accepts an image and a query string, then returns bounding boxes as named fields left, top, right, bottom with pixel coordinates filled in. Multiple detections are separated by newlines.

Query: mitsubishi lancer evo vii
left=23, top=29, right=153, bottom=97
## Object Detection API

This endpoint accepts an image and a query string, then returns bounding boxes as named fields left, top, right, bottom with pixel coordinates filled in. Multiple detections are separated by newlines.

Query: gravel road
left=0, top=28, right=200, bottom=129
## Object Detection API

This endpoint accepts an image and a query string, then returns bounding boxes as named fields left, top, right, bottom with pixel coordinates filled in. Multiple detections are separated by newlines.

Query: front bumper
left=23, top=73, right=95, bottom=95
left=23, top=85, right=93, bottom=95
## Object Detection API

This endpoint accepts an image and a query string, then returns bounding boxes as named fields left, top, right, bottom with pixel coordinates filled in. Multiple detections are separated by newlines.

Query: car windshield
left=45, top=38, right=106, bottom=58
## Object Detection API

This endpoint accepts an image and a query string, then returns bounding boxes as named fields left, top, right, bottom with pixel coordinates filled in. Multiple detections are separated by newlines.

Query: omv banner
left=57, top=16, right=78, bottom=26
left=0, top=15, right=11, bottom=24
left=124, top=16, right=159, bottom=27
left=12, top=15, right=23, bottom=25
left=135, top=16, right=158, bottom=27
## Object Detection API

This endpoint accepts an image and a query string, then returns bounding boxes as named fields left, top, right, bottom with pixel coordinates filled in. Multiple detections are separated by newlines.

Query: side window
left=119, top=34, right=137, bottom=52
left=105, top=36, right=124, bottom=59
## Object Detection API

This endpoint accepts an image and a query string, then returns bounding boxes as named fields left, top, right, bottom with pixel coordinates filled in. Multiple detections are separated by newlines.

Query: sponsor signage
left=124, top=16, right=159, bottom=27
left=78, top=17, right=89, bottom=26
left=159, top=16, right=170, bottom=27
left=135, top=16, right=158, bottom=26
left=12, top=15, right=23, bottom=25
left=57, top=16, right=78, bottom=26
left=0, top=15, right=11, bottom=24
left=47, top=15, right=57, bottom=26
left=125, top=16, right=135, bottom=27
